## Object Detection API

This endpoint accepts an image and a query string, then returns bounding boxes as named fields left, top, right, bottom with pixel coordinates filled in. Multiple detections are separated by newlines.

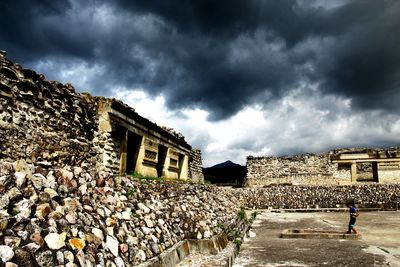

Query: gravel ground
left=234, top=211, right=400, bottom=267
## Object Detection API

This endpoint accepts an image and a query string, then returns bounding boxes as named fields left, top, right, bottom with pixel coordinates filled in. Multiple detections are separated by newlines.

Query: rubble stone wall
left=0, top=160, right=238, bottom=266
left=236, top=184, right=400, bottom=210
left=188, top=148, right=204, bottom=183
left=0, top=52, right=100, bottom=168
left=1, top=158, right=399, bottom=266
left=0, top=52, right=205, bottom=178
left=245, top=153, right=350, bottom=187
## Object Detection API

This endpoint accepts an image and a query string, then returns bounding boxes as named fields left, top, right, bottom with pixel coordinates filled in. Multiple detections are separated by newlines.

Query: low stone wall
left=0, top=160, right=237, bottom=266
left=245, top=154, right=350, bottom=187
left=236, top=184, right=400, bottom=210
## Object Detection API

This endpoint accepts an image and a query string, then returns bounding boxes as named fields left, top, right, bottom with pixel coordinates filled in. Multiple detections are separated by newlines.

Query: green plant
left=126, top=187, right=137, bottom=197
left=233, top=238, right=242, bottom=248
left=129, top=171, right=197, bottom=184
left=237, top=208, right=246, bottom=220
left=217, top=223, right=225, bottom=230
left=129, top=171, right=161, bottom=181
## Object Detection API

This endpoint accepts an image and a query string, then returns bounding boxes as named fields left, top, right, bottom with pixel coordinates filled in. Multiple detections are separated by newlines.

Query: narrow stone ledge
left=281, top=229, right=361, bottom=240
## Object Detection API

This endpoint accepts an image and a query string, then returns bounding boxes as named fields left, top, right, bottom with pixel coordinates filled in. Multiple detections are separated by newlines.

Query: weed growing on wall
left=237, top=207, right=246, bottom=220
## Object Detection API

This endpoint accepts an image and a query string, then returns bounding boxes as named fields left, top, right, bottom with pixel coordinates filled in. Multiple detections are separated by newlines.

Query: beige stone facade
left=96, top=98, right=194, bottom=179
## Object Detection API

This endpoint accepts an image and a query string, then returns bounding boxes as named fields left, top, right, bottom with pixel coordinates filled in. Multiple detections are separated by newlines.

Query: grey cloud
left=0, top=0, right=399, bottom=121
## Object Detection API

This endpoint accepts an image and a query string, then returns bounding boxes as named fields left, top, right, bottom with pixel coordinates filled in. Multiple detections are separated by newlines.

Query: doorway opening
left=157, top=145, right=168, bottom=177
left=126, top=132, right=143, bottom=174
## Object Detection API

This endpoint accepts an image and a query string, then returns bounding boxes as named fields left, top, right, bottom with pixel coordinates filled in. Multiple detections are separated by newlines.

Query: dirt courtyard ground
left=233, top=211, right=400, bottom=267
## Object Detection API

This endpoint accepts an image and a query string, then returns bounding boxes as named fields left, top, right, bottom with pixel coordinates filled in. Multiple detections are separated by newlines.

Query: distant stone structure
left=0, top=50, right=204, bottom=181
left=245, top=148, right=400, bottom=187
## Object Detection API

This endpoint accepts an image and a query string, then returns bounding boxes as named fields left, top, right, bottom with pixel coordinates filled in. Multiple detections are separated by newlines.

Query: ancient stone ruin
left=1, top=51, right=247, bottom=266
left=0, top=50, right=203, bottom=183
left=245, top=148, right=400, bottom=187
left=0, top=50, right=399, bottom=266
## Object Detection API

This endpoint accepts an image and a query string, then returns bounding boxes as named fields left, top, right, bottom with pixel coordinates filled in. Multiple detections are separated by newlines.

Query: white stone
left=22, top=243, right=40, bottom=252
left=126, top=235, right=139, bottom=245
left=103, top=207, right=112, bottom=216
left=83, top=205, right=93, bottom=212
left=149, top=235, right=158, bottom=243
left=137, top=250, right=146, bottom=261
left=97, top=208, right=105, bottom=217
left=61, top=169, right=74, bottom=180
left=71, top=228, right=79, bottom=237
left=197, top=232, right=202, bottom=239
left=44, top=232, right=66, bottom=250
left=66, top=213, right=77, bottom=224
left=144, top=219, right=154, bottom=228
left=44, top=172, right=57, bottom=189
left=249, top=230, right=257, bottom=238
left=141, top=226, right=151, bottom=235
left=115, top=257, right=125, bottom=267
left=15, top=199, right=31, bottom=222
left=203, top=230, right=211, bottom=239
left=137, top=203, right=150, bottom=213
left=121, top=211, right=131, bottom=220
left=106, top=227, right=114, bottom=236
left=55, top=205, right=65, bottom=215
left=64, top=250, right=74, bottom=263
left=106, top=235, right=119, bottom=257
left=14, top=172, right=26, bottom=188
left=79, top=184, right=87, bottom=195
left=73, top=167, right=83, bottom=176
left=91, top=228, right=104, bottom=241
left=76, top=250, right=86, bottom=267
left=31, top=173, right=45, bottom=190
left=0, top=245, right=14, bottom=262
left=44, top=188, right=58, bottom=198
left=56, top=251, right=64, bottom=265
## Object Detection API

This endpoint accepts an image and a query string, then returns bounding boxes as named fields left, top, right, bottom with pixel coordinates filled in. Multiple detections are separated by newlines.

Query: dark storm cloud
left=0, top=0, right=399, bottom=120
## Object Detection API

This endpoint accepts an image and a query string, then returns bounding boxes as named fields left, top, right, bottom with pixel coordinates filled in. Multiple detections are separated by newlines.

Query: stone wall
left=0, top=159, right=237, bottom=266
left=0, top=51, right=204, bottom=180
left=236, top=184, right=400, bottom=210
left=0, top=51, right=100, bottom=169
left=188, top=148, right=205, bottom=183
left=245, top=153, right=350, bottom=187
left=1, top=158, right=399, bottom=266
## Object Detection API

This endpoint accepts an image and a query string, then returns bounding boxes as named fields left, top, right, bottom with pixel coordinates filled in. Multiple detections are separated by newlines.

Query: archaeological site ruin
left=246, top=148, right=400, bottom=187
left=0, top=50, right=400, bottom=266
left=0, top=50, right=203, bottom=183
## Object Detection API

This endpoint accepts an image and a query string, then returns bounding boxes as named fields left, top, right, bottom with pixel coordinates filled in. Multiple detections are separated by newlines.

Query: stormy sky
left=1, top=0, right=400, bottom=166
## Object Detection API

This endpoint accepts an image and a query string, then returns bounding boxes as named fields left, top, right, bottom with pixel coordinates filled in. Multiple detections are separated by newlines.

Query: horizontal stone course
left=236, top=184, right=400, bottom=209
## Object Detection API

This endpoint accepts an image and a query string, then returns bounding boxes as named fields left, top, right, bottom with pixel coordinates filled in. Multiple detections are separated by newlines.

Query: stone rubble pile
left=0, top=160, right=239, bottom=266
left=236, top=184, right=400, bottom=209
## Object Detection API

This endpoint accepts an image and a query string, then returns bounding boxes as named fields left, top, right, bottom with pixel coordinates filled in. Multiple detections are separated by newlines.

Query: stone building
left=245, top=148, right=400, bottom=187
left=0, top=51, right=204, bottom=182
left=96, top=98, right=199, bottom=180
